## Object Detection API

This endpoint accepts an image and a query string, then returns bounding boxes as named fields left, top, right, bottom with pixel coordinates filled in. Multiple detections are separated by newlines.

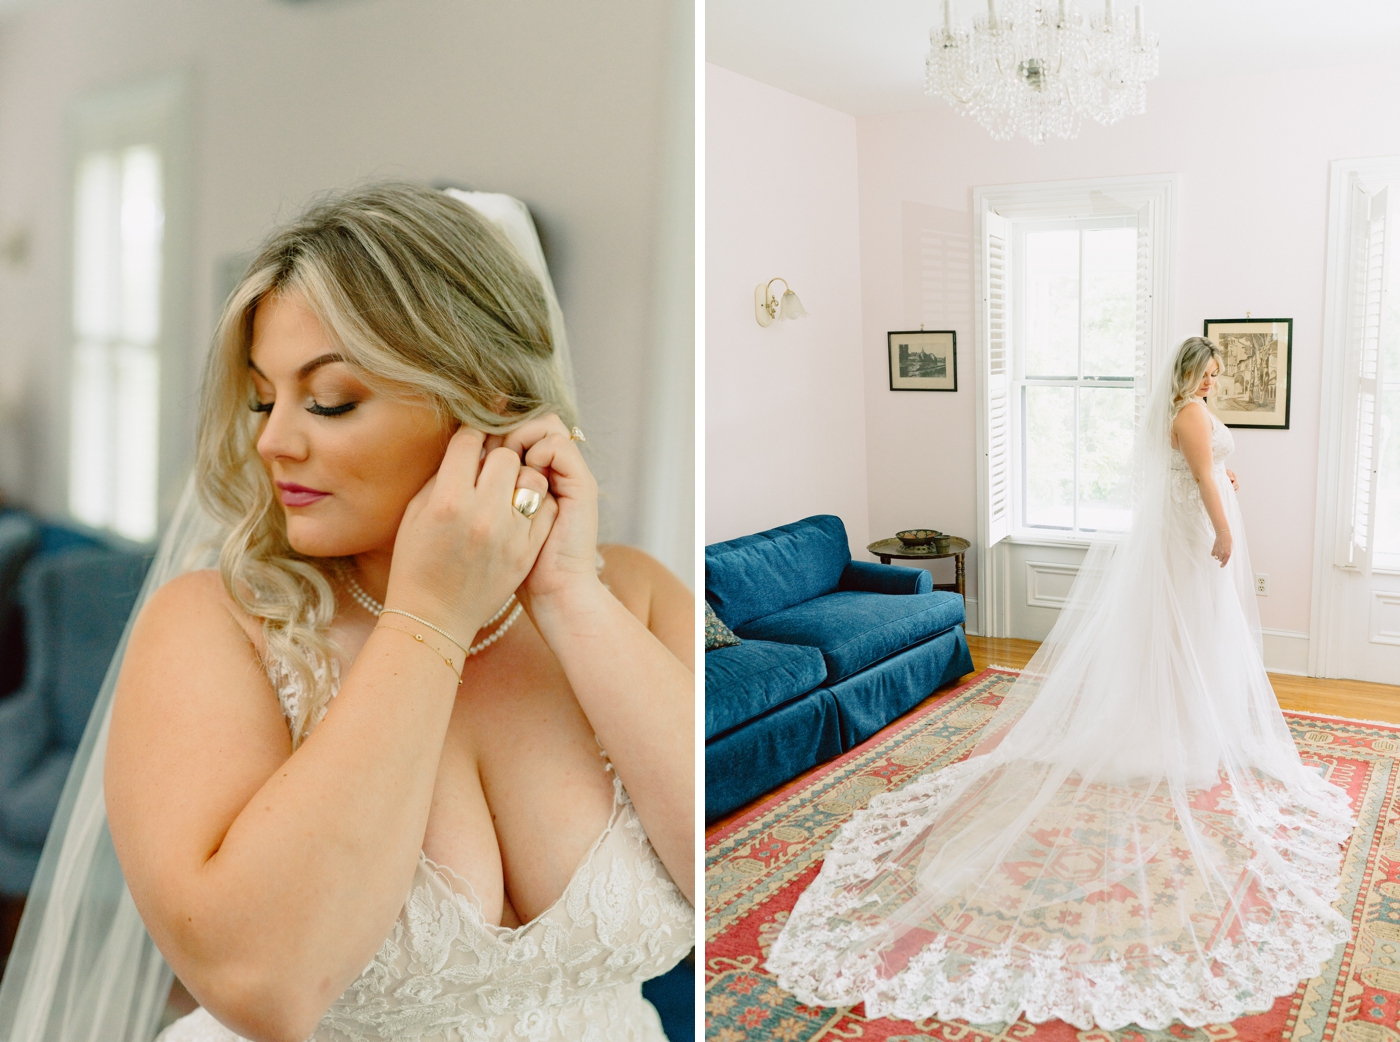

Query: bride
left=767, top=337, right=1355, bottom=1030
left=7, top=182, right=694, bottom=1042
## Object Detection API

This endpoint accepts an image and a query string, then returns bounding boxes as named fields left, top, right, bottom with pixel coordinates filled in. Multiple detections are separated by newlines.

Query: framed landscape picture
left=888, top=330, right=957, bottom=391
left=1203, top=318, right=1293, bottom=429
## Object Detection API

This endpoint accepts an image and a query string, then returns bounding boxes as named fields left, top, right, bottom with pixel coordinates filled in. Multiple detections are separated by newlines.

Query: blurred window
left=1012, top=216, right=1140, bottom=536
left=68, top=145, right=164, bottom=542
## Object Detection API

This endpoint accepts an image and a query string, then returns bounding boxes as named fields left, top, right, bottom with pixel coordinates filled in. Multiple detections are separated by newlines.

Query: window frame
left=972, top=174, right=1178, bottom=636
left=1310, top=157, right=1400, bottom=677
left=64, top=75, right=190, bottom=544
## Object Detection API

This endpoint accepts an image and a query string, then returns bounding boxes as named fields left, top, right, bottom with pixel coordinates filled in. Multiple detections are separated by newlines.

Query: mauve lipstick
left=276, top=481, right=330, bottom=507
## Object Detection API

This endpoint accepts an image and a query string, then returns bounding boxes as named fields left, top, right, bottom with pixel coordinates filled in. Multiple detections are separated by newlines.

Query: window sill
left=1008, top=531, right=1122, bottom=549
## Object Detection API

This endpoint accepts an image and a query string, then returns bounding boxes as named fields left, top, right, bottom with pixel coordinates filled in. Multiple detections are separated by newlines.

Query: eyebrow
left=247, top=352, right=347, bottom=381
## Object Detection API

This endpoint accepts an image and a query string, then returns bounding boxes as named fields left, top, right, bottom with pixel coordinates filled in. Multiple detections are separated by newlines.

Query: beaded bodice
left=273, top=658, right=694, bottom=1042
left=157, top=653, right=692, bottom=1042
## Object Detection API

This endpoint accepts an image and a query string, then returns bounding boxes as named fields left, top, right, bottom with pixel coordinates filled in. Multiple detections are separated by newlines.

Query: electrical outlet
left=1255, top=574, right=1269, bottom=596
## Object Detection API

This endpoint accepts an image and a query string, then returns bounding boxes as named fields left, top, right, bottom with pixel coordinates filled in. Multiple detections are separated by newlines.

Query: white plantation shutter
left=1134, top=208, right=1153, bottom=428
left=1341, top=184, right=1390, bottom=571
left=984, top=210, right=1011, bottom=545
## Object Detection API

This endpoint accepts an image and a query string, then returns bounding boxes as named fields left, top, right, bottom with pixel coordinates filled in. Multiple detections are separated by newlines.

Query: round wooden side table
left=866, top=536, right=971, bottom=598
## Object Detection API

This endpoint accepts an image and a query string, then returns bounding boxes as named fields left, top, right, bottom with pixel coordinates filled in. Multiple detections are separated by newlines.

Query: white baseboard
left=964, top=607, right=1307, bottom=674
left=1262, top=628, right=1310, bottom=676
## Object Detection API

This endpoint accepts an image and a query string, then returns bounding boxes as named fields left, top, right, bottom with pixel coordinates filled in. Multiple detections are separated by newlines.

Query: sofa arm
left=839, top=560, right=932, bottom=595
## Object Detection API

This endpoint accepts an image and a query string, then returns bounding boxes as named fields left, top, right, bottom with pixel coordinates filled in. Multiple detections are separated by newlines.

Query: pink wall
left=706, top=64, right=870, bottom=553
left=856, top=61, right=1400, bottom=633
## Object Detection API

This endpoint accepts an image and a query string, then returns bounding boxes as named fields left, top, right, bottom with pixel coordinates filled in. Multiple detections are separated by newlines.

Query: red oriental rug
left=705, top=667, right=1400, bottom=1042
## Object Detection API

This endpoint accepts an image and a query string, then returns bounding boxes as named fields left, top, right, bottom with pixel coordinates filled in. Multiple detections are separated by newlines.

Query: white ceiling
left=707, top=0, right=1400, bottom=116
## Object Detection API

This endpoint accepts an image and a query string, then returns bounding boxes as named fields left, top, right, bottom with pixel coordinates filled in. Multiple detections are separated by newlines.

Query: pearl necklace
left=339, top=565, right=523, bottom=657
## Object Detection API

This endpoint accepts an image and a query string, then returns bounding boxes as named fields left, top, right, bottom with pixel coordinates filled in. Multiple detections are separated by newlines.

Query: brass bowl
left=896, top=529, right=940, bottom=547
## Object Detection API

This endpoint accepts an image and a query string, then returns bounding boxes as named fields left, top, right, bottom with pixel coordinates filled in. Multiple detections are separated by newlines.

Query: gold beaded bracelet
left=377, top=621, right=464, bottom=685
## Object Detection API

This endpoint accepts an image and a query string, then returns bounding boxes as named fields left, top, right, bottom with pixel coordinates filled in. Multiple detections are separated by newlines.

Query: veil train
left=766, top=355, right=1356, bottom=1030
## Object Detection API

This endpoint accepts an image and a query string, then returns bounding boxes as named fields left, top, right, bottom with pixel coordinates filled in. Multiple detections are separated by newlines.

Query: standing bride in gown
left=767, top=337, right=1355, bottom=1030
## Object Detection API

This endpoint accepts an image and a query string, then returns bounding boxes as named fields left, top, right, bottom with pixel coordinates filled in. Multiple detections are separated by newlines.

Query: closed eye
left=247, top=400, right=357, bottom=417
left=308, top=401, right=357, bottom=417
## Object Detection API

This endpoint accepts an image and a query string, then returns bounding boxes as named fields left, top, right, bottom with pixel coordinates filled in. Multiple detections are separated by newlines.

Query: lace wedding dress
left=157, top=654, right=694, bottom=1042
left=766, top=392, right=1356, bottom=1031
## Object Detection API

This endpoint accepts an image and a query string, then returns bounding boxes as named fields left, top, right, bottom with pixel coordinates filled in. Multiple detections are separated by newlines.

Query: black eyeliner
left=308, top=401, right=357, bottom=417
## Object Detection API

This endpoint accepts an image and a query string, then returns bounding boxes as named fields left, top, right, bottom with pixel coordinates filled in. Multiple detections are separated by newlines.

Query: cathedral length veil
left=767, top=354, right=1357, bottom=1030
left=0, top=191, right=575, bottom=1042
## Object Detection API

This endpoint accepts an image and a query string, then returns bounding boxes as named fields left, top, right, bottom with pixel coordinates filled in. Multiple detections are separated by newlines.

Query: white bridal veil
left=0, top=191, right=574, bottom=1042
left=767, top=353, right=1356, bottom=1029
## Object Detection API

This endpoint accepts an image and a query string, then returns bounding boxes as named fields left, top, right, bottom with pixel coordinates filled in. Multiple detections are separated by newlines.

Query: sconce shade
left=779, top=290, right=808, bottom=320
left=755, top=277, right=808, bottom=327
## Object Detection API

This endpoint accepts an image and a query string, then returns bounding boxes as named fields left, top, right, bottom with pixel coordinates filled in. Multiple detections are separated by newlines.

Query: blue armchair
left=0, top=547, right=150, bottom=895
left=705, top=515, right=973, bottom=821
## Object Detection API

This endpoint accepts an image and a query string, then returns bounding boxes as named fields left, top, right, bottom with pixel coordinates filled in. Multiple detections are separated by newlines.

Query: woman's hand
left=498, top=415, right=601, bottom=611
left=1211, top=528, right=1233, bottom=568
left=385, top=426, right=558, bottom=641
left=1226, top=469, right=1239, bottom=491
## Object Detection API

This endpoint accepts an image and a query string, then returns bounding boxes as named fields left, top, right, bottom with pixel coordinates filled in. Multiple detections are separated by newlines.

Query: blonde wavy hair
left=195, top=181, right=576, bottom=745
left=1169, top=336, right=1223, bottom=416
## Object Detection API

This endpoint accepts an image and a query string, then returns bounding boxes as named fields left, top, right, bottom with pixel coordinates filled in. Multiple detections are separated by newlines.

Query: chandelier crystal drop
left=926, top=0, right=1159, bottom=145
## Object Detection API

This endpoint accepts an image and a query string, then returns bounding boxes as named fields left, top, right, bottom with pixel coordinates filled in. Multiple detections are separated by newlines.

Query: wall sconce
left=754, top=278, right=809, bottom=327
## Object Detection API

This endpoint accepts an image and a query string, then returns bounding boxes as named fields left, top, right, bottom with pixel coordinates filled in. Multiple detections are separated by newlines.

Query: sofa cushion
left=826, top=626, right=974, bottom=748
left=705, top=688, right=842, bottom=822
left=704, top=639, right=827, bottom=740
left=21, top=549, right=150, bottom=751
left=736, top=590, right=965, bottom=685
left=0, top=749, right=73, bottom=848
left=705, top=515, right=851, bottom=629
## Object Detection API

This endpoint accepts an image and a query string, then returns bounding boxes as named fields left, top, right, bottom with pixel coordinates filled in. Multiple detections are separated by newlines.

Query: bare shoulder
left=1171, top=400, right=1212, bottom=444
left=599, top=544, right=674, bottom=602
left=139, top=568, right=260, bottom=643
left=1173, top=399, right=1211, bottom=432
left=112, top=567, right=285, bottom=773
left=598, top=545, right=694, bottom=670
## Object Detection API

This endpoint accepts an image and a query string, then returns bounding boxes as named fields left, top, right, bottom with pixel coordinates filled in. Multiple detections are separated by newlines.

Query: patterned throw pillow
left=705, top=601, right=742, bottom=651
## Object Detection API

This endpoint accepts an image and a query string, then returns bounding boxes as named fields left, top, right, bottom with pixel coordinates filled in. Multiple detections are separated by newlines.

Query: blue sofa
left=705, top=515, right=973, bottom=821
left=0, top=518, right=150, bottom=896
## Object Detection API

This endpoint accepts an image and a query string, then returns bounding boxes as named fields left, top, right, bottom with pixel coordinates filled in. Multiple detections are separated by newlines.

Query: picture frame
left=888, top=330, right=957, bottom=391
left=1202, top=317, right=1293, bottom=430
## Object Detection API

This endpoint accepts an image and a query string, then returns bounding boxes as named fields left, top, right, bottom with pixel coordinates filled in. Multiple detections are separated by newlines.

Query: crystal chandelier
left=926, top=0, right=1159, bottom=145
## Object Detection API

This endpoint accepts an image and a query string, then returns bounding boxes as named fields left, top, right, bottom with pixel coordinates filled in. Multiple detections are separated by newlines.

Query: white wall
left=705, top=64, right=869, bottom=554
left=0, top=0, right=692, bottom=571
left=855, top=61, right=1400, bottom=638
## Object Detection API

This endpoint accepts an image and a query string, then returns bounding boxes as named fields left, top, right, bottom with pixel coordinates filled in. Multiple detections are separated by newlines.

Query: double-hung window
left=974, top=176, right=1176, bottom=636
left=1014, top=216, right=1138, bottom=535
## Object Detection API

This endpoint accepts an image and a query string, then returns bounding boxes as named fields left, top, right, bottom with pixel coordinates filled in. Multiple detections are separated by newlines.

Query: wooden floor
left=707, top=634, right=1400, bottom=838
left=965, top=635, right=1400, bottom=724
